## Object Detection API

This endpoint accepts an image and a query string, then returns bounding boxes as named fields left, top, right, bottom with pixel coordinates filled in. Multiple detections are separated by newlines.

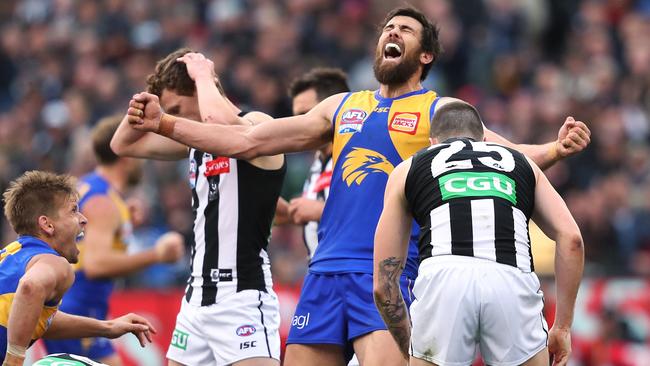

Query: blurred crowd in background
left=1, top=0, right=650, bottom=363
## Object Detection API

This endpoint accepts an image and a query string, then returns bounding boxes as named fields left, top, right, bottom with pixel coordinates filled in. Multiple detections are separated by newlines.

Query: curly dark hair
left=146, top=48, right=225, bottom=97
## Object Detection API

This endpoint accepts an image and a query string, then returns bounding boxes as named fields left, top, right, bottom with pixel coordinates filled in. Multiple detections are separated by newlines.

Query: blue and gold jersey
left=0, top=236, right=61, bottom=360
left=61, top=172, right=132, bottom=314
left=311, top=89, right=439, bottom=278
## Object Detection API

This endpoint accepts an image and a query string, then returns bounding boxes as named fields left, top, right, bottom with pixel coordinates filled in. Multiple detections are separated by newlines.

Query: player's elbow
left=558, top=228, right=584, bottom=255
left=110, top=138, right=126, bottom=156
left=82, top=261, right=108, bottom=280
left=83, top=267, right=107, bottom=280
left=372, top=282, right=387, bottom=305
left=17, top=277, right=47, bottom=300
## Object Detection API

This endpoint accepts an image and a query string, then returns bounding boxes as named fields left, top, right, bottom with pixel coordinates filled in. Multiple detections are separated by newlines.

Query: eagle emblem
left=341, top=148, right=394, bottom=186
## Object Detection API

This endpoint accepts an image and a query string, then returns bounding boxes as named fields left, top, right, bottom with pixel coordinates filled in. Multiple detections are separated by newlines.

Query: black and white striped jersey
left=405, top=138, right=536, bottom=272
left=185, top=148, right=286, bottom=306
left=301, top=151, right=332, bottom=258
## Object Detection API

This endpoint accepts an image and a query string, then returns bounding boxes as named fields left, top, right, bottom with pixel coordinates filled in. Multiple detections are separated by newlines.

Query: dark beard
left=373, top=50, right=421, bottom=86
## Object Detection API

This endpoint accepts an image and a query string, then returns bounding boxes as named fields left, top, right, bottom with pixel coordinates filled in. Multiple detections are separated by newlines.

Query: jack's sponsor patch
left=389, top=112, right=420, bottom=135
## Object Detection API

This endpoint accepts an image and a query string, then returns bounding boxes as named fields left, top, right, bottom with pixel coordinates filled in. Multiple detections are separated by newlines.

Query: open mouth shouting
left=384, top=42, right=403, bottom=61
left=76, top=230, right=85, bottom=242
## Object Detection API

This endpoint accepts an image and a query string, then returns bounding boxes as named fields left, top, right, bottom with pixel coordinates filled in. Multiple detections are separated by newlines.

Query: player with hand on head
left=373, top=101, right=583, bottom=366
left=112, top=48, right=285, bottom=366
left=42, top=116, right=184, bottom=366
left=123, top=7, right=590, bottom=365
left=1, top=171, right=156, bottom=366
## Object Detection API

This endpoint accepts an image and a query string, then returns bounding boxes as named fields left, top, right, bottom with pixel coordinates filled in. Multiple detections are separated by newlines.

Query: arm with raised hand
left=529, top=158, right=584, bottom=366
left=485, top=116, right=590, bottom=170
left=373, top=159, right=414, bottom=361
left=432, top=97, right=591, bottom=170
left=176, top=52, right=249, bottom=126
left=126, top=91, right=340, bottom=159
left=80, top=196, right=184, bottom=279
left=111, top=112, right=188, bottom=161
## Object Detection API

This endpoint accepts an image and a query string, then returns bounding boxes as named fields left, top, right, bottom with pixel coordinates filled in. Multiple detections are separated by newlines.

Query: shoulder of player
left=242, top=110, right=272, bottom=126
left=318, top=92, right=348, bottom=115
left=80, top=194, right=121, bottom=224
left=390, top=157, right=412, bottom=185
left=523, top=154, right=541, bottom=180
left=237, top=111, right=285, bottom=167
left=26, top=253, right=72, bottom=279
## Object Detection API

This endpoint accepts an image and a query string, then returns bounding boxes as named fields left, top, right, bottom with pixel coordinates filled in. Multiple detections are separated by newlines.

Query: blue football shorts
left=286, top=272, right=414, bottom=359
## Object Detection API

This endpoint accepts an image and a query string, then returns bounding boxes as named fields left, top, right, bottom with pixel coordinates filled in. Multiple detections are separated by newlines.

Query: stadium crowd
left=1, top=0, right=650, bottom=364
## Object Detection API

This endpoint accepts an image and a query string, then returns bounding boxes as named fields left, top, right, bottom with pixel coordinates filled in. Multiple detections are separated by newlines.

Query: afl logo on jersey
left=389, top=112, right=420, bottom=135
left=339, top=109, right=367, bottom=134
left=236, top=325, right=257, bottom=337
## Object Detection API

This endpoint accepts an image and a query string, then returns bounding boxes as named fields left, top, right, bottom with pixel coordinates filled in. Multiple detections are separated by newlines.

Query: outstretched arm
left=80, top=196, right=184, bottom=279
left=111, top=113, right=187, bottom=160
left=484, top=116, right=590, bottom=170
left=126, top=91, right=340, bottom=159
left=44, top=311, right=156, bottom=347
left=373, top=159, right=413, bottom=361
left=433, top=97, right=591, bottom=170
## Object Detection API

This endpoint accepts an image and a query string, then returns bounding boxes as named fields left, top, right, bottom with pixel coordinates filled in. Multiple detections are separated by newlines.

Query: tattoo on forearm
left=375, top=256, right=410, bottom=359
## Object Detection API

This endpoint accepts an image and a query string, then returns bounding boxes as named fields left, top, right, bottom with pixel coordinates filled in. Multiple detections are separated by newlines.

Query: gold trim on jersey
left=0, top=293, right=58, bottom=339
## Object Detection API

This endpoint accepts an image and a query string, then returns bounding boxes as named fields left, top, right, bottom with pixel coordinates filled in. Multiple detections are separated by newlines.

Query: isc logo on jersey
left=389, top=112, right=420, bottom=135
left=338, top=109, right=367, bottom=134
left=439, top=172, right=517, bottom=204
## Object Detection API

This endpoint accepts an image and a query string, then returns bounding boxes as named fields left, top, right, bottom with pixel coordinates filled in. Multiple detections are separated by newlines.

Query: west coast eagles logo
left=342, top=148, right=394, bottom=186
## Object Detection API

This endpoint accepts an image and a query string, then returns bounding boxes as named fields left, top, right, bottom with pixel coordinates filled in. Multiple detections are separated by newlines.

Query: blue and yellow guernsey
left=61, top=172, right=132, bottom=318
left=311, top=89, right=439, bottom=278
left=0, top=236, right=61, bottom=359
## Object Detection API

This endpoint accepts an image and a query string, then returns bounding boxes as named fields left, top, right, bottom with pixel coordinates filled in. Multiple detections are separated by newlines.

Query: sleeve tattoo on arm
left=374, top=256, right=411, bottom=359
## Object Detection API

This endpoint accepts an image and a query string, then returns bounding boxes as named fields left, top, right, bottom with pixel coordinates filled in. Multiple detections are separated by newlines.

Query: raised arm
left=111, top=113, right=188, bottom=161
left=80, top=195, right=184, bottom=279
left=528, top=158, right=584, bottom=366
left=373, top=158, right=413, bottom=361
left=433, top=97, right=591, bottom=170
left=5, top=255, right=72, bottom=365
left=127, top=91, right=341, bottom=159
left=176, top=52, right=248, bottom=126
left=484, top=116, right=590, bottom=170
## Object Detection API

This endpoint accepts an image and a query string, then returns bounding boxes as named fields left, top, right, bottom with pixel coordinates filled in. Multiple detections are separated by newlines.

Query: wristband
left=158, top=114, right=176, bottom=138
left=6, top=344, right=26, bottom=358
left=547, top=141, right=561, bottom=162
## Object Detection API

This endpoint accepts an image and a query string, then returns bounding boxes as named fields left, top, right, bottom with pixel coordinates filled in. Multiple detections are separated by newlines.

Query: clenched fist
left=154, top=231, right=185, bottom=263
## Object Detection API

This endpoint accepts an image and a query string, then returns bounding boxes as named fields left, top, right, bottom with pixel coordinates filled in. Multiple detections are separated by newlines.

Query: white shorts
left=166, top=289, right=281, bottom=366
left=410, top=256, right=548, bottom=366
